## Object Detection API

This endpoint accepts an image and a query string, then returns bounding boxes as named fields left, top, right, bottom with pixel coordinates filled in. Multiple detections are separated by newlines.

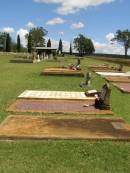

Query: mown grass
left=0, top=54, right=130, bottom=173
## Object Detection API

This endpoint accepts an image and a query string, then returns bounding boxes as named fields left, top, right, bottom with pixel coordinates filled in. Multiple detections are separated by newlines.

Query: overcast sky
left=0, top=0, right=130, bottom=54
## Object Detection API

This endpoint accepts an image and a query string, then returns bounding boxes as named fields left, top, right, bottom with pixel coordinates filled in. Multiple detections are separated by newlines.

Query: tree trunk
left=125, top=46, right=128, bottom=57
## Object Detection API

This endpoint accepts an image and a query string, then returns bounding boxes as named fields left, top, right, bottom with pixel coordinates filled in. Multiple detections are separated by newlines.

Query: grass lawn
left=0, top=54, right=130, bottom=173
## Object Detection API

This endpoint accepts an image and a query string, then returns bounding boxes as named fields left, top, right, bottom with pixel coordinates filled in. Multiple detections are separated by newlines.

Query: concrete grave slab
left=104, top=76, right=130, bottom=83
left=93, top=69, right=120, bottom=72
left=18, top=90, right=95, bottom=100
left=113, top=83, right=130, bottom=93
left=0, top=115, right=130, bottom=141
left=41, top=68, right=84, bottom=76
left=7, top=99, right=113, bottom=115
left=96, top=72, right=130, bottom=77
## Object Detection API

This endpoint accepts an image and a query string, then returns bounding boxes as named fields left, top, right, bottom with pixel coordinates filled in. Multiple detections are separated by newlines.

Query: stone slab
left=96, top=72, right=130, bottom=77
left=18, top=90, right=95, bottom=100
left=104, top=77, right=130, bottom=83
left=7, top=99, right=113, bottom=115
left=113, top=83, right=130, bottom=93
left=0, top=115, right=130, bottom=141
left=41, top=68, right=84, bottom=76
left=93, top=69, right=120, bottom=72
left=88, top=65, right=109, bottom=69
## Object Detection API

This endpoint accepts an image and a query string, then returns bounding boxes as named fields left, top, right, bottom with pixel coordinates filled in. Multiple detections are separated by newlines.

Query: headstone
left=37, top=54, right=41, bottom=62
left=95, top=83, right=111, bottom=110
left=41, top=53, right=44, bottom=60
left=46, top=54, right=49, bottom=60
left=85, top=72, right=91, bottom=86
left=118, top=64, right=123, bottom=72
left=49, top=53, right=53, bottom=59
left=43, top=52, right=46, bottom=59
left=80, top=72, right=91, bottom=88
left=75, top=58, right=81, bottom=70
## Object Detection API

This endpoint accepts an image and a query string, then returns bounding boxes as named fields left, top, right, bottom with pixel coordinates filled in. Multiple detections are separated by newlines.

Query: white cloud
left=58, top=31, right=64, bottom=35
left=93, top=40, right=125, bottom=55
left=0, top=27, right=15, bottom=33
left=46, top=17, right=65, bottom=25
left=49, top=38, right=70, bottom=52
left=91, top=32, right=129, bottom=55
left=26, top=22, right=36, bottom=28
left=106, top=32, right=114, bottom=42
left=46, top=34, right=129, bottom=55
left=17, top=29, right=29, bottom=47
left=34, top=0, right=114, bottom=15
left=71, top=22, right=84, bottom=29
left=62, top=40, right=70, bottom=52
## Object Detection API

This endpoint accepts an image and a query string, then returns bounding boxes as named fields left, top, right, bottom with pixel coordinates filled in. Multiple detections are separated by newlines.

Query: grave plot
left=18, top=90, right=95, bottom=100
left=89, top=65, right=115, bottom=72
left=7, top=99, right=113, bottom=115
left=113, top=83, right=130, bottom=93
left=89, top=64, right=123, bottom=73
left=0, top=115, right=130, bottom=141
left=10, top=59, right=34, bottom=63
left=89, top=66, right=118, bottom=72
left=96, top=72, right=130, bottom=77
left=93, top=69, right=121, bottom=73
left=41, top=68, right=84, bottom=76
left=88, top=65, right=109, bottom=69
left=104, top=76, right=130, bottom=83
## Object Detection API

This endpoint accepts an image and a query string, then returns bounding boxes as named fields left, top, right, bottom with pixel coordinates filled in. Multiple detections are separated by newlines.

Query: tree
left=27, top=32, right=32, bottom=53
left=47, top=39, right=51, bottom=47
left=69, top=43, right=72, bottom=55
left=6, top=33, right=11, bottom=52
left=17, top=34, right=21, bottom=52
left=111, top=29, right=130, bottom=56
left=73, top=34, right=95, bottom=56
left=85, top=39, right=95, bottom=55
left=58, top=39, right=63, bottom=54
left=26, top=27, right=48, bottom=49
left=11, top=41, right=17, bottom=52
left=0, top=32, right=7, bottom=51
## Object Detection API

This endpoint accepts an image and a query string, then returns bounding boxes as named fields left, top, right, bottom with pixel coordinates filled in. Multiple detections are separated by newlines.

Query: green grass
left=0, top=54, right=130, bottom=173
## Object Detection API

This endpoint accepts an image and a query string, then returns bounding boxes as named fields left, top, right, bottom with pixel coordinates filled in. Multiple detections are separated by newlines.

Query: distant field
left=0, top=54, right=130, bottom=173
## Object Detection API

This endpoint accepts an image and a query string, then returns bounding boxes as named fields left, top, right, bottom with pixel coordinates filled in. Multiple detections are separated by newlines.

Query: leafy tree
left=6, top=33, right=11, bottom=52
left=11, top=40, right=27, bottom=53
left=85, top=39, right=95, bottom=55
left=17, top=34, right=21, bottom=52
left=58, top=39, right=63, bottom=54
left=26, top=27, right=48, bottom=49
left=0, top=32, right=7, bottom=51
left=21, top=47, right=28, bottom=52
left=111, top=29, right=130, bottom=56
left=11, top=41, right=17, bottom=52
left=69, top=43, right=72, bottom=55
left=73, top=34, right=95, bottom=56
left=47, top=39, right=51, bottom=47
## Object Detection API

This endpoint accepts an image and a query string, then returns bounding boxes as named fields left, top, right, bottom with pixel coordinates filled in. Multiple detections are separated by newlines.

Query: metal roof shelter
left=35, top=47, right=57, bottom=50
left=34, top=47, right=57, bottom=59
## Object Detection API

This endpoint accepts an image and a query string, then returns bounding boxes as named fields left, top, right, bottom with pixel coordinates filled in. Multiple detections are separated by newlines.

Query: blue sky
left=0, top=0, right=130, bottom=54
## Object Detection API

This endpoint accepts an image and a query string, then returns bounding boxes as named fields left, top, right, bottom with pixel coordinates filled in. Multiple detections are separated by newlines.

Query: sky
left=0, top=0, right=130, bottom=54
